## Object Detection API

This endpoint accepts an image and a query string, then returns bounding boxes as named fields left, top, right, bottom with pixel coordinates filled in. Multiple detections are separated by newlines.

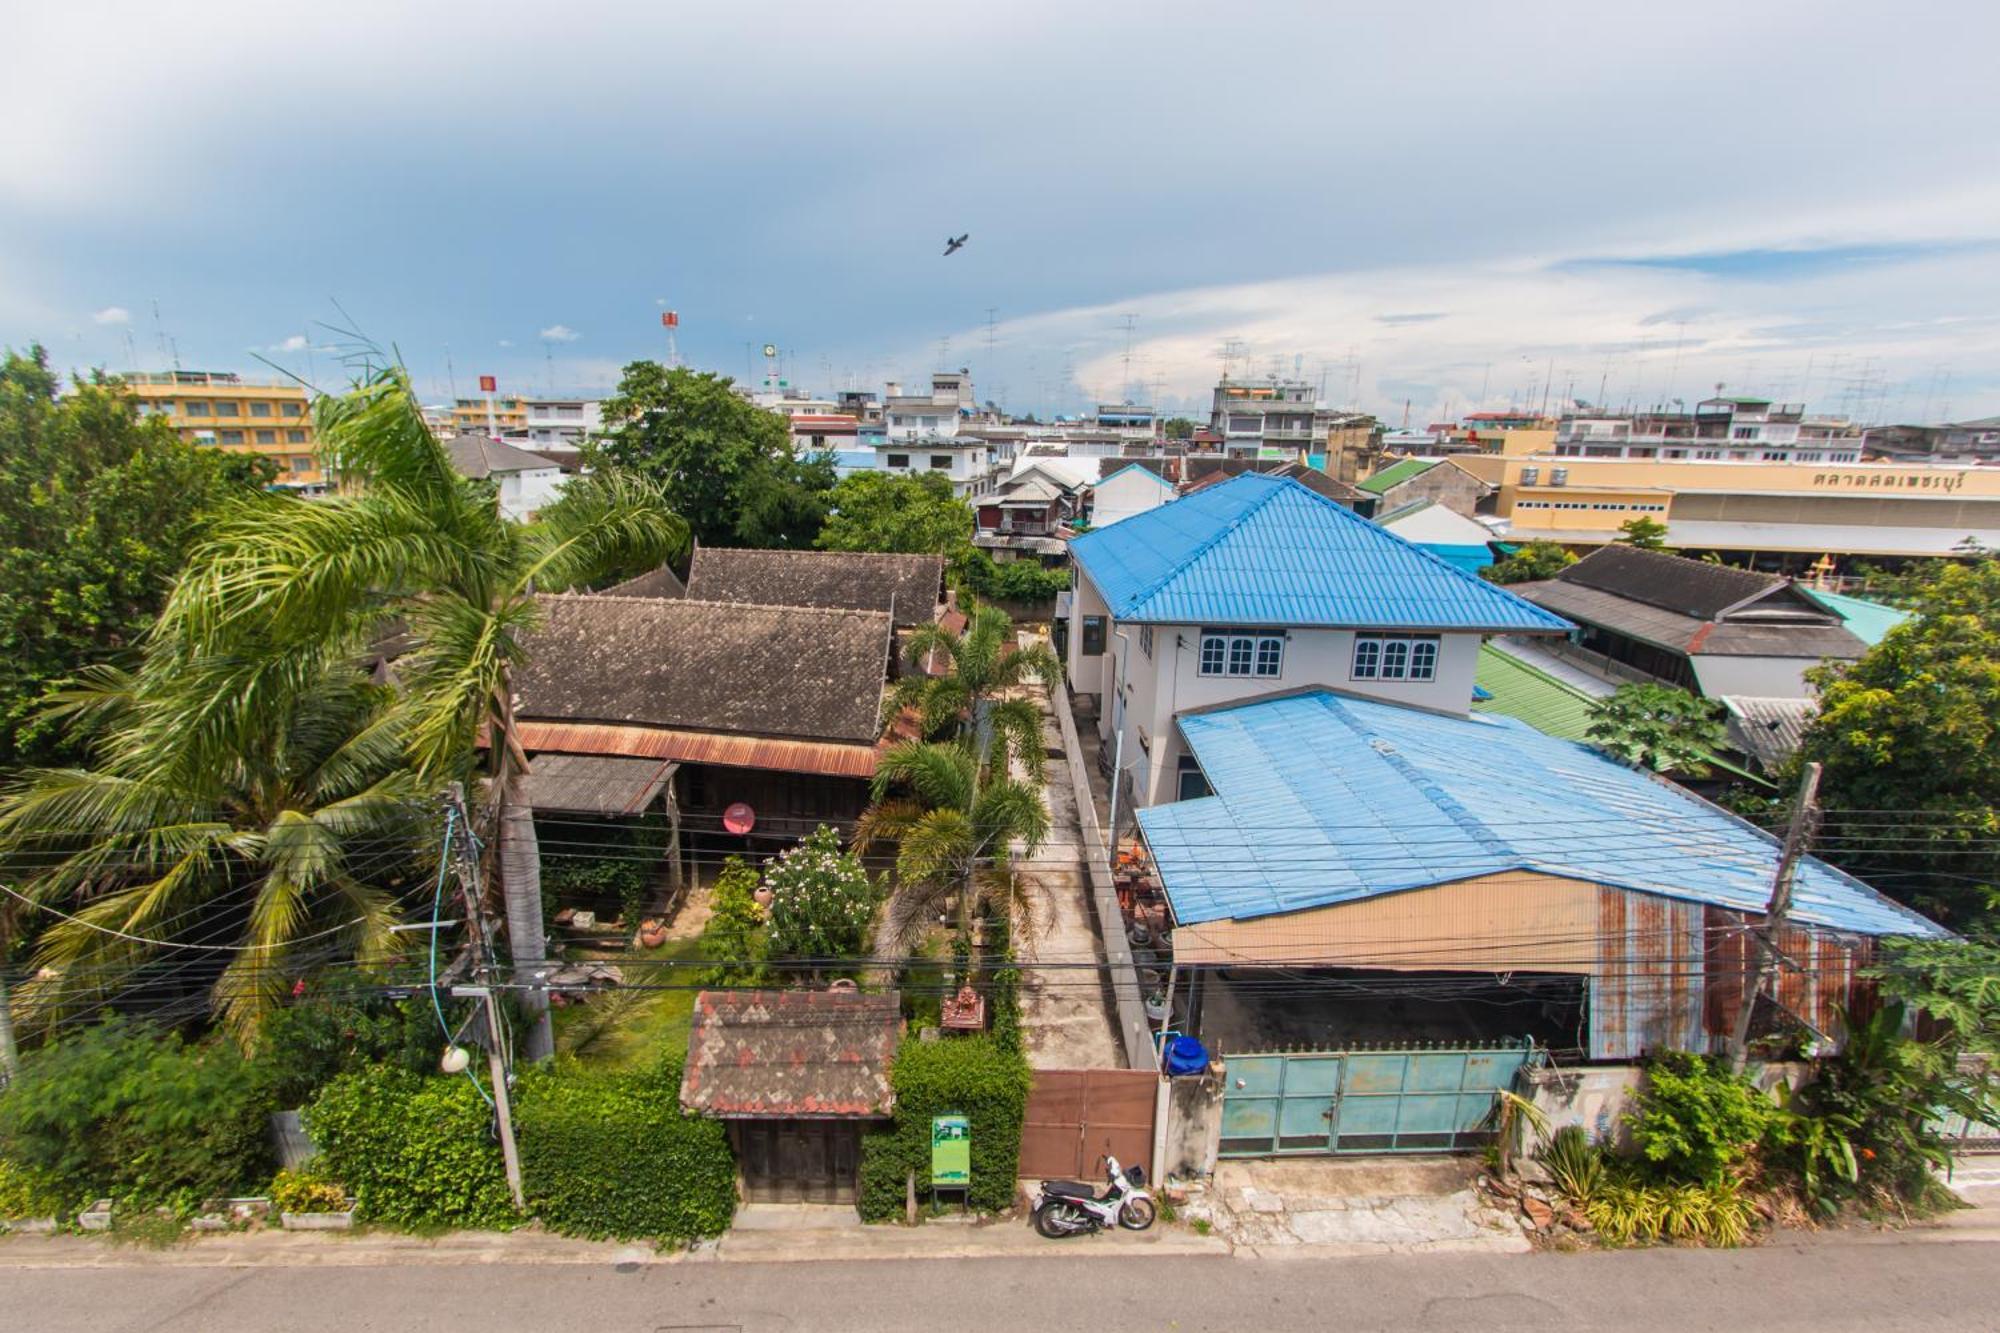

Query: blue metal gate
left=1220, top=1041, right=1540, bottom=1157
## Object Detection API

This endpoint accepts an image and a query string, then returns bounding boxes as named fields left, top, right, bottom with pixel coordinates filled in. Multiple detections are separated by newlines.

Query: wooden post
left=1730, top=763, right=1823, bottom=1073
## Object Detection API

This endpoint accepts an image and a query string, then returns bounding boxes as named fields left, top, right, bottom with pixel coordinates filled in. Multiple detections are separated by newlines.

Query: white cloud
left=498, top=339, right=514, bottom=348
left=538, top=324, right=580, bottom=343
left=92, top=306, right=130, bottom=326
left=275, top=334, right=308, bottom=352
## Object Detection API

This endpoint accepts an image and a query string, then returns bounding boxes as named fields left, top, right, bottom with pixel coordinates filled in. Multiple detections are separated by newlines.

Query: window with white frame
left=1351, top=633, right=1440, bottom=682
left=1139, top=625, right=1153, bottom=658
left=1197, top=628, right=1283, bottom=678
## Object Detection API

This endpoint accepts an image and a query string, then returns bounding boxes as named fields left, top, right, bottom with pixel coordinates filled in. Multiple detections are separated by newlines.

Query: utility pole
left=0, top=963, right=19, bottom=1087
left=442, top=786, right=526, bottom=1209
left=1729, top=763, right=1822, bottom=1072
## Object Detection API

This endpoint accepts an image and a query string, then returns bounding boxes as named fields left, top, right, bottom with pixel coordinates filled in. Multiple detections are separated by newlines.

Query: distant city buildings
left=118, top=370, right=323, bottom=490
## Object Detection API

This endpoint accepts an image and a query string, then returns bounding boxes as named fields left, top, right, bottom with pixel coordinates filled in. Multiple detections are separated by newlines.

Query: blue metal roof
left=1137, top=690, right=1946, bottom=939
left=1067, top=473, right=1567, bottom=630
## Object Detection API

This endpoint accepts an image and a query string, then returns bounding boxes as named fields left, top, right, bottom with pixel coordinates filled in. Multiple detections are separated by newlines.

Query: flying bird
left=943, top=233, right=969, bottom=256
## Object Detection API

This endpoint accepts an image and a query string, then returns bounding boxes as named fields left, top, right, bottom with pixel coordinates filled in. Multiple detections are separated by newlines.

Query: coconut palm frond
left=973, top=777, right=1050, bottom=854
left=987, top=697, right=1047, bottom=782
left=850, top=797, right=928, bottom=855
left=519, top=470, right=688, bottom=592
left=900, top=622, right=959, bottom=672
left=871, top=739, right=977, bottom=810
left=896, top=808, right=976, bottom=888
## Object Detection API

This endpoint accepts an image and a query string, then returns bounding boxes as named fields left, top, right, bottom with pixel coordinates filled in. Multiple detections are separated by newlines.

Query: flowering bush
left=761, top=825, right=877, bottom=963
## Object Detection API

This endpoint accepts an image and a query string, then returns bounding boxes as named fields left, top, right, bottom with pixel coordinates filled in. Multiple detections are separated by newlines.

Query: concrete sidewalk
left=0, top=1213, right=1229, bottom=1270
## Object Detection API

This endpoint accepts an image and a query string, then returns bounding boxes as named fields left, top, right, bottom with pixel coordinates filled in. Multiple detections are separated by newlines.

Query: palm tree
left=0, top=663, right=425, bottom=1046
left=148, top=367, right=686, bottom=1059
left=891, top=603, right=1060, bottom=781
left=855, top=739, right=1050, bottom=958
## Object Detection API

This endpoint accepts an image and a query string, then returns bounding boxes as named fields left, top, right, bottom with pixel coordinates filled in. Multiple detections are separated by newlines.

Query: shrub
left=251, top=996, right=442, bottom=1109
left=1584, top=1176, right=1756, bottom=1247
left=1537, top=1125, right=1605, bottom=1203
left=0, top=1159, right=68, bottom=1220
left=304, top=1064, right=518, bottom=1231
left=516, top=1056, right=735, bottom=1242
left=762, top=825, right=876, bottom=964
left=857, top=1034, right=1031, bottom=1221
left=1626, top=1052, right=1776, bottom=1185
left=270, top=1166, right=348, bottom=1214
left=0, top=1018, right=272, bottom=1213
left=700, top=855, right=767, bottom=985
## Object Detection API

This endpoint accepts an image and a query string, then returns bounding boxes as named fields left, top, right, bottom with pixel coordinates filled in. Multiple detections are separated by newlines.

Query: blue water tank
left=1164, top=1036, right=1209, bottom=1077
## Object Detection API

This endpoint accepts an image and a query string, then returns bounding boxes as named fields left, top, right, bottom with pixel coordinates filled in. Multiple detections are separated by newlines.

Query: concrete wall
left=1121, top=626, right=1482, bottom=807
left=1378, top=462, right=1489, bottom=518
left=1160, top=1070, right=1225, bottom=1181
left=1093, top=469, right=1174, bottom=529
left=1523, top=1059, right=1810, bottom=1155
left=1690, top=653, right=1820, bottom=699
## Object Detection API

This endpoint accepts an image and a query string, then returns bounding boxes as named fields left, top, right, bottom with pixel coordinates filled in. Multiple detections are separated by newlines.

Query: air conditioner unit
left=1550, top=468, right=1569, bottom=487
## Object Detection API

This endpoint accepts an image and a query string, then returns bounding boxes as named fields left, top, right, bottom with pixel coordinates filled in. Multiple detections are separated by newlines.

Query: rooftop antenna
left=660, top=308, right=681, bottom=368
left=150, top=299, right=179, bottom=371
left=936, top=335, right=951, bottom=372
left=985, top=307, right=999, bottom=376
left=1119, top=313, right=1138, bottom=403
left=544, top=343, right=556, bottom=395
left=1220, top=337, right=1244, bottom=383
left=445, top=347, right=458, bottom=402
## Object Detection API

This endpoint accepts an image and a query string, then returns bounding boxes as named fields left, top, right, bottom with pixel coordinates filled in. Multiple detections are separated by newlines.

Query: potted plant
left=271, top=1167, right=356, bottom=1231
left=1144, top=989, right=1170, bottom=1023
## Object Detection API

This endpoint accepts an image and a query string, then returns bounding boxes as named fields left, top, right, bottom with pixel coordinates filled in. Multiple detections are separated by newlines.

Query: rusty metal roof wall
left=1137, top=689, right=1947, bottom=939
left=514, top=721, right=879, bottom=778
left=1068, top=473, right=1569, bottom=631
left=680, top=989, right=901, bottom=1119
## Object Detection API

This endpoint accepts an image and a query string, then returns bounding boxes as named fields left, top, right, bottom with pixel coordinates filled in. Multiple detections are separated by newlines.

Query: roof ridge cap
left=559, top=592, right=894, bottom=621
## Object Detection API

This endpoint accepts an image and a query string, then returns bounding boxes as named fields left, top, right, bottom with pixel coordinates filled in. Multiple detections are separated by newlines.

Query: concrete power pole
left=1729, top=763, right=1823, bottom=1073
left=442, top=786, right=527, bottom=1209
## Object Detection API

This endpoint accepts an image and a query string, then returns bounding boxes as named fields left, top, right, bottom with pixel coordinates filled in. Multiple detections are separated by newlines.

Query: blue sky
left=6, top=0, right=2000, bottom=425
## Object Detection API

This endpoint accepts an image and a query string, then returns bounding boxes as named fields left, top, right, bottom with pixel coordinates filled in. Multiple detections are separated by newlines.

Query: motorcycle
left=1032, top=1155, right=1157, bottom=1238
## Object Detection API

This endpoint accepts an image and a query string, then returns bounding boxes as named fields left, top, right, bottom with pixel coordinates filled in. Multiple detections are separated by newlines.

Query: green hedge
left=0, top=1017, right=271, bottom=1215
left=305, top=1065, right=519, bottom=1231
left=516, top=1055, right=736, bottom=1241
left=857, top=1035, right=1031, bottom=1221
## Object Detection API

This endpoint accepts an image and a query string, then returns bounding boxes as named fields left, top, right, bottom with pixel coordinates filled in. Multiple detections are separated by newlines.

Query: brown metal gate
left=1018, top=1069, right=1155, bottom=1181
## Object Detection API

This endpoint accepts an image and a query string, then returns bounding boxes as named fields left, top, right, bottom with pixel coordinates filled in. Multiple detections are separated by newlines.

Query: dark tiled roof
left=514, top=595, right=891, bottom=744
left=520, top=754, right=676, bottom=815
left=680, top=989, right=902, bottom=1118
left=1513, top=579, right=1866, bottom=659
left=686, top=548, right=944, bottom=628
left=1559, top=545, right=1792, bottom=620
left=1180, top=457, right=1360, bottom=503
left=603, top=564, right=687, bottom=599
left=442, top=433, right=563, bottom=479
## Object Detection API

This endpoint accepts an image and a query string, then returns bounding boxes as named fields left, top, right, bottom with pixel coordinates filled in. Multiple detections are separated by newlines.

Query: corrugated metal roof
left=1357, top=458, right=1436, bottom=494
left=1137, top=690, right=1945, bottom=939
left=521, top=754, right=677, bottom=815
left=1721, top=696, right=1814, bottom=770
left=514, top=721, right=879, bottom=778
left=1472, top=643, right=1600, bottom=741
left=1067, top=473, right=1570, bottom=631
left=1799, top=587, right=1913, bottom=646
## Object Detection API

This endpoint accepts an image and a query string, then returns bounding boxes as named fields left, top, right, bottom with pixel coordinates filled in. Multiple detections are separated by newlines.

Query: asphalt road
left=2, top=1234, right=1994, bottom=1333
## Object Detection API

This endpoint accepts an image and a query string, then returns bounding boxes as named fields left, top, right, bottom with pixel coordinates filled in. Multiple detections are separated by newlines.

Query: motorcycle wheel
left=1034, top=1202, right=1082, bottom=1239
left=1118, top=1197, right=1157, bottom=1231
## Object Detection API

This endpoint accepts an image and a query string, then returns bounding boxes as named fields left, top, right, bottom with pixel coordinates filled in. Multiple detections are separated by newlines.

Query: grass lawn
left=549, top=936, right=706, bottom=1069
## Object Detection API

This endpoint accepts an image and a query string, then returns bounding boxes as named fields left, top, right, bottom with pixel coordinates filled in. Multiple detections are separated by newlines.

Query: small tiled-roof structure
left=681, top=989, right=902, bottom=1119
left=514, top=595, right=891, bottom=745
left=1069, top=473, right=1570, bottom=632
left=686, top=547, right=944, bottom=628
left=443, top=433, right=565, bottom=479
left=1514, top=547, right=1866, bottom=660
left=520, top=754, right=676, bottom=815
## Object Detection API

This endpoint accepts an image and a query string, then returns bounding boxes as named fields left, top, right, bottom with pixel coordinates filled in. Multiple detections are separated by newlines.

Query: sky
left=6, top=0, right=2000, bottom=426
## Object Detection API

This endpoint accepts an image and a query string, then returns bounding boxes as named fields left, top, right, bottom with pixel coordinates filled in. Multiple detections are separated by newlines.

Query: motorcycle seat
left=1042, top=1180, right=1098, bottom=1200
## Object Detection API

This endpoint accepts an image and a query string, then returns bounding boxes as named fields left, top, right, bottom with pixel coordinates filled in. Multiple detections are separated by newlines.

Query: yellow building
left=450, top=396, right=528, bottom=435
left=1454, top=453, right=2000, bottom=558
left=120, top=371, right=322, bottom=489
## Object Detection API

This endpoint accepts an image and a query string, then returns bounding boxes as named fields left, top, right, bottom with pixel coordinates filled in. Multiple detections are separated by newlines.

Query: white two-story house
left=1063, top=472, right=1573, bottom=808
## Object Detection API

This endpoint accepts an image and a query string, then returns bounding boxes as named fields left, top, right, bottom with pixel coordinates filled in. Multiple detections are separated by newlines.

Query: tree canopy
left=1797, top=559, right=2000, bottom=929
left=1480, top=539, right=1577, bottom=585
left=1617, top=516, right=1670, bottom=550
left=1585, top=682, right=1728, bottom=776
left=590, top=362, right=832, bottom=549
left=0, top=347, right=272, bottom=766
left=815, top=470, right=973, bottom=556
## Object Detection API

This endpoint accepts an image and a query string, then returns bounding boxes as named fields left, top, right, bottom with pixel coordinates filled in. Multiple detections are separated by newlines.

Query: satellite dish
left=761, top=344, right=778, bottom=358
left=723, top=801, right=757, bottom=834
